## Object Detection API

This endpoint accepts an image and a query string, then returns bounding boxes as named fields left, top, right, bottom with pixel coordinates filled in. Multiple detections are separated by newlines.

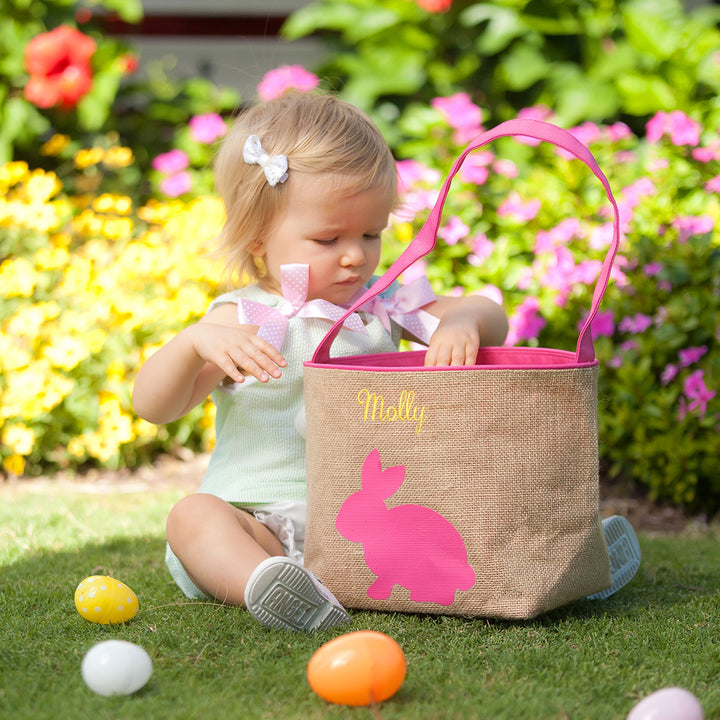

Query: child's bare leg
left=166, top=493, right=284, bottom=605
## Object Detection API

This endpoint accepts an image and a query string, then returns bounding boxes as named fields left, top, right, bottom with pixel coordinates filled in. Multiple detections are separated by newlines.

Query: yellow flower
left=2, top=454, right=26, bottom=476
left=7, top=302, right=61, bottom=338
left=0, top=333, right=31, bottom=371
left=0, top=257, right=38, bottom=297
left=100, top=216, right=133, bottom=240
left=24, top=170, right=62, bottom=203
left=34, top=245, right=69, bottom=270
left=67, top=437, right=86, bottom=458
left=106, top=359, right=126, bottom=382
left=51, top=232, right=72, bottom=248
left=93, top=194, right=118, bottom=213
left=0, top=161, right=29, bottom=188
left=99, top=409, right=135, bottom=445
left=2, top=423, right=36, bottom=456
left=102, top=146, right=134, bottom=169
left=74, top=147, right=105, bottom=169
left=395, top=221, right=414, bottom=243
left=133, top=418, right=158, bottom=442
left=40, top=134, right=71, bottom=156
left=200, top=401, right=216, bottom=430
left=42, top=335, right=91, bottom=371
left=83, top=431, right=118, bottom=463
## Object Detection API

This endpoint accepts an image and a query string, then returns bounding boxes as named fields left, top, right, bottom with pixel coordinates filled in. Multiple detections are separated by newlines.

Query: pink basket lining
left=304, top=346, right=599, bottom=371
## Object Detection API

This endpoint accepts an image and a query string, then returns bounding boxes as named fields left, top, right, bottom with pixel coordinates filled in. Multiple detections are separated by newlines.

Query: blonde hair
left=213, top=92, right=397, bottom=285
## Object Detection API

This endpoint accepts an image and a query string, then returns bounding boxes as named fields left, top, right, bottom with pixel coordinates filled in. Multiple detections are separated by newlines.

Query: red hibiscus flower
left=415, top=0, right=453, bottom=11
left=24, top=25, right=96, bottom=110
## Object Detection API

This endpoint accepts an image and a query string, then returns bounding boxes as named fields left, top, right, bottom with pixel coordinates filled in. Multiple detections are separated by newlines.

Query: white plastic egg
left=627, top=687, right=704, bottom=720
left=81, top=640, right=152, bottom=696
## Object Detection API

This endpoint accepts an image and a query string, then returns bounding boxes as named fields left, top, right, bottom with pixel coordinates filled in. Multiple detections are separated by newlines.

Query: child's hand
left=422, top=295, right=508, bottom=367
left=424, top=316, right=480, bottom=367
left=190, top=321, right=287, bottom=384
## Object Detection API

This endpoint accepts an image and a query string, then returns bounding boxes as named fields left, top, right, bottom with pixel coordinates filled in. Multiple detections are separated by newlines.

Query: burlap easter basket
left=303, top=119, right=619, bottom=619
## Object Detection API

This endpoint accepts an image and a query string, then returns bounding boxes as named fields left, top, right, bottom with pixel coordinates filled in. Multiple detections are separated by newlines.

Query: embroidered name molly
left=357, top=388, right=426, bottom=434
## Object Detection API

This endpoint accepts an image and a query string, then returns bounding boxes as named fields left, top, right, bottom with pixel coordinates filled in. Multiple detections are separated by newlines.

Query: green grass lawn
left=1, top=482, right=718, bottom=720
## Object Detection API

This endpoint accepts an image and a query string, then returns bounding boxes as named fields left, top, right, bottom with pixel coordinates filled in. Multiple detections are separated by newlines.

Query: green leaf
left=94, top=0, right=143, bottom=24
left=497, top=43, right=550, bottom=91
left=622, top=0, right=684, bottom=60
left=615, top=73, right=677, bottom=114
left=76, top=66, right=122, bottom=130
left=461, top=5, right=526, bottom=56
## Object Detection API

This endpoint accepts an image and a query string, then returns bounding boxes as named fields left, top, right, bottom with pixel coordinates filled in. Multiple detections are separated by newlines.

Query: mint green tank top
left=197, top=283, right=401, bottom=505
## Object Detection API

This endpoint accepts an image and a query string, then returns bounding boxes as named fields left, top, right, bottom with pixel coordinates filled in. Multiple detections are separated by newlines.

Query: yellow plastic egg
left=306, top=630, right=406, bottom=706
left=74, top=575, right=139, bottom=625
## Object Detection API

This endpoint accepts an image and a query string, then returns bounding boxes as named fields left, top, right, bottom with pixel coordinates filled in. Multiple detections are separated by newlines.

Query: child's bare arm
left=132, top=304, right=287, bottom=424
left=422, top=295, right=508, bottom=367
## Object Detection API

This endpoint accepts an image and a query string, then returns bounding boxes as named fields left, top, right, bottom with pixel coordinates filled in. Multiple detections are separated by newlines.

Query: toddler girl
left=132, top=92, right=510, bottom=631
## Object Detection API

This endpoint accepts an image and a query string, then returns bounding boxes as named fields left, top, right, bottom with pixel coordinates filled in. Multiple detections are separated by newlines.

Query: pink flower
left=704, top=175, right=720, bottom=193
left=682, top=369, right=716, bottom=418
left=460, top=152, right=493, bottom=185
left=614, top=150, right=637, bottom=164
left=189, top=113, right=227, bottom=144
left=400, top=259, right=428, bottom=284
left=533, top=246, right=575, bottom=306
left=578, top=309, right=614, bottom=339
left=257, top=65, right=319, bottom=102
left=505, top=296, right=546, bottom=345
left=159, top=172, right=192, bottom=197
left=679, top=346, right=708, bottom=367
left=396, top=159, right=440, bottom=192
left=467, top=232, right=493, bottom=265
left=692, top=143, right=720, bottom=163
left=497, top=192, right=541, bottom=222
left=643, top=262, right=663, bottom=277
left=618, top=313, right=653, bottom=334
left=646, top=110, right=702, bottom=147
left=573, top=259, right=602, bottom=285
left=534, top=218, right=583, bottom=253
left=672, top=214, right=714, bottom=243
left=438, top=216, right=469, bottom=246
left=431, top=92, right=483, bottom=143
left=606, top=122, right=633, bottom=142
left=152, top=149, right=189, bottom=174
left=393, top=189, right=439, bottom=221
left=492, top=158, right=518, bottom=178
left=662, top=364, right=678, bottom=385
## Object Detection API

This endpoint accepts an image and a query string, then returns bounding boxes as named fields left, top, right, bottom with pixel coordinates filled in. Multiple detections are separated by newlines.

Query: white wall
left=126, top=1, right=322, bottom=102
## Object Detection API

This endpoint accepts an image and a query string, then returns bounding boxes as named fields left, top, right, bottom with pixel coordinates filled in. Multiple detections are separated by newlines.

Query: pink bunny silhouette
left=335, top=448, right=476, bottom=606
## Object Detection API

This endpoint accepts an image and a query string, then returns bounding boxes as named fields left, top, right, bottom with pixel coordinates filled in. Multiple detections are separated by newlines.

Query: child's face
left=255, top=173, right=394, bottom=305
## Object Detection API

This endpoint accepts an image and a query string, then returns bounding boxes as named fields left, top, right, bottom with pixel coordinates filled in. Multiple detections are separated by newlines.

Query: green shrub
left=284, top=0, right=720, bottom=144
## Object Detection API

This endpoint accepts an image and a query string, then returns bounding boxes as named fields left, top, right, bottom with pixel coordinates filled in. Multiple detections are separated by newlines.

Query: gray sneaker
left=588, top=515, right=641, bottom=600
left=244, top=556, right=350, bottom=632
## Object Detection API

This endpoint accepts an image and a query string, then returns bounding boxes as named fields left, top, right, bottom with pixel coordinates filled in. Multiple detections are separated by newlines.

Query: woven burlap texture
left=304, top=365, right=611, bottom=619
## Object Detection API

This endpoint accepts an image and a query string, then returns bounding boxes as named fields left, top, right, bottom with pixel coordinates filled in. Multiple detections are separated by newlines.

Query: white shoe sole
left=588, top=515, right=641, bottom=600
left=244, top=556, right=350, bottom=632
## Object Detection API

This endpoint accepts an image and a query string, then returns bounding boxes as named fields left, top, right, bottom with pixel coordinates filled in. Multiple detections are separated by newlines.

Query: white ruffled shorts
left=165, top=499, right=307, bottom=600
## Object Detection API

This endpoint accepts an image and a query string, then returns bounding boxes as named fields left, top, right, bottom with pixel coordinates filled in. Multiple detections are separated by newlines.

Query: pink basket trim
left=304, top=346, right=599, bottom=372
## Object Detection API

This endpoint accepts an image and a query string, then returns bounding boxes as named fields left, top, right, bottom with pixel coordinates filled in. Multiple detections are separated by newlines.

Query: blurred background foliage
left=0, top=0, right=718, bottom=514
left=284, top=0, right=720, bottom=145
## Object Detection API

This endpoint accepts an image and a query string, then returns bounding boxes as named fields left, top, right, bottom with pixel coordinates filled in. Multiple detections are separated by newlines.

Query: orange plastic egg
left=74, top=575, right=139, bottom=625
left=306, top=630, right=406, bottom=706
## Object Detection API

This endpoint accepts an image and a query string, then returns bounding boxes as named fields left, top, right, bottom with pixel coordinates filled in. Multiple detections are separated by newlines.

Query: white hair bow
left=242, top=135, right=289, bottom=186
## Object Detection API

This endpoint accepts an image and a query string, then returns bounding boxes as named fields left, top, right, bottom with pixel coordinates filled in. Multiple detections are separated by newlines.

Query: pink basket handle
left=312, top=118, right=621, bottom=364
